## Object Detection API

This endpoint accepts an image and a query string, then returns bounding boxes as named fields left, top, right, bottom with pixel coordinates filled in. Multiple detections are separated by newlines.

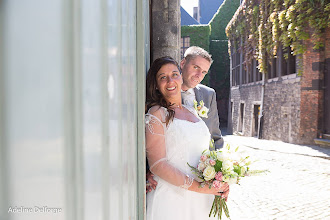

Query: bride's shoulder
left=146, top=105, right=168, bottom=122
left=147, top=105, right=167, bottom=114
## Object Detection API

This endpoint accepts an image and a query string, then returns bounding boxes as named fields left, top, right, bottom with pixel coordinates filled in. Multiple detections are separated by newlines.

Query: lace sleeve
left=145, top=113, right=165, bottom=136
left=145, top=106, right=194, bottom=190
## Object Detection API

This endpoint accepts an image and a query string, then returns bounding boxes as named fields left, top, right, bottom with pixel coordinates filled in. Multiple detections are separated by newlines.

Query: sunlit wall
left=0, top=0, right=149, bottom=219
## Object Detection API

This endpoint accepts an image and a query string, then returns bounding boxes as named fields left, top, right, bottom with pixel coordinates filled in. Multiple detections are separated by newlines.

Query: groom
left=180, top=46, right=223, bottom=150
left=147, top=46, right=224, bottom=192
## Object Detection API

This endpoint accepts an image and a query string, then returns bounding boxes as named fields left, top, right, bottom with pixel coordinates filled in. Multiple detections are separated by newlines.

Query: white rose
left=203, top=166, right=216, bottom=181
left=223, top=175, right=238, bottom=185
left=217, top=152, right=229, bottom=162
left=198, top=106, right=209, bottom=118
left=222, top=160, right=234, bottom=171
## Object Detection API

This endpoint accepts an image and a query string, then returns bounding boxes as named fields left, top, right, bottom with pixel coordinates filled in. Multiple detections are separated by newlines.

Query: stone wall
left=230, top=75, right=301, bottom=144
left=230, top=82, right=262, bottom=136
left=262, top=75, right=301, bottom=143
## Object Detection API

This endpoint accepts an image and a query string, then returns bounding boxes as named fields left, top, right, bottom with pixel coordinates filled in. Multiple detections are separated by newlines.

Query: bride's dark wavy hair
left=146, top=56, right=181, bottom=125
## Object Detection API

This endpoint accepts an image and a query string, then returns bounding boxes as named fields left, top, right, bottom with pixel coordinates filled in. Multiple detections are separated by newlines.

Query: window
left=252, top=59, right=262, bottom=82
left=231, top=42, right=258, bottom=85
left=268, top=57, right=277, bottom=79
left=247, top=63, right=253, bottom=83
left=283, top=48, right=296, bottom=76
left=242, top=54, right=246, bottom=84
left=278, top=46, right=297, bottom=77
left=231, top=46, right=241, bottom=86
left=266, top=46, right=297, bottom=79
left=180, top=36, right=190, bottom=59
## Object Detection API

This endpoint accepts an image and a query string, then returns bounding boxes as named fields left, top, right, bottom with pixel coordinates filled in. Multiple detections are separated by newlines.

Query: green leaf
left=234, top=165, right=241, bottom=175
left=209, top=139, right=215, bottom=150
left=214, top=160, right=223, bottom=172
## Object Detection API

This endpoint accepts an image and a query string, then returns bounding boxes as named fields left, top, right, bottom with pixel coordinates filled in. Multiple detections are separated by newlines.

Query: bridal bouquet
left=188, top=142, right=265, bottom=220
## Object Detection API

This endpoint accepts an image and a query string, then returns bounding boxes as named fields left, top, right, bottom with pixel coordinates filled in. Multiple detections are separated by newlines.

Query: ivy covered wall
left=226, top=0, right=330, bottom=74
left=181, top=25, right=211, bottom=84
left=181, top=25, right=211, bottom=51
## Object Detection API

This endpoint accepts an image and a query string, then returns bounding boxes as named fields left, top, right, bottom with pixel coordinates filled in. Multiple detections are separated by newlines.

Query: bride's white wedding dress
left=146, top=105, right=217, bottom=220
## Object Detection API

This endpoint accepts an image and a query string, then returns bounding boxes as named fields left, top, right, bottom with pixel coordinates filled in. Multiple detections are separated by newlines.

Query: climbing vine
left=226, top=0, right=330, bottom=74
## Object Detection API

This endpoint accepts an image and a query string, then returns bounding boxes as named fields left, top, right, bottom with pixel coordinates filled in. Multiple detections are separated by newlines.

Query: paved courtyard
left=221, top=135, right=330, bottom=220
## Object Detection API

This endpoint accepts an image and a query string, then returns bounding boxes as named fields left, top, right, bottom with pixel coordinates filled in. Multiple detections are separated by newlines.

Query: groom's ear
left=180, top=58, right=186, bottom=69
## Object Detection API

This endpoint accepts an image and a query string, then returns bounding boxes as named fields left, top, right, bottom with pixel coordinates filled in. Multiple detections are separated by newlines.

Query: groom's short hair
left=183, top=46, right=213, bottom=64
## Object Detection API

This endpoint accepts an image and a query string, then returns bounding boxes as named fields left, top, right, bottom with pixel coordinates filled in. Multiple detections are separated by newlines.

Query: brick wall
left=323, top=28, right=330, bottom=134
left=299, top=32, right=325, bottom=144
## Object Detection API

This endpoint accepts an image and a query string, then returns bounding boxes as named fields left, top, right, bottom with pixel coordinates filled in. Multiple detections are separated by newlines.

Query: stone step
left=314, top=138, right=330, bottom=148
left=323, top=134, right=330, bottom=140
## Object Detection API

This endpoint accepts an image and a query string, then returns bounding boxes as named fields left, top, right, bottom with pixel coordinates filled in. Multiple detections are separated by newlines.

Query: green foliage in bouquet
left=187, top=143, right=268, bottom=220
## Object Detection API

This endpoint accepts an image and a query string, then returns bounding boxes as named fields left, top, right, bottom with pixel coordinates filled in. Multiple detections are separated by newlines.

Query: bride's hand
left=189, top=181, right=229, bottom=197
left=214, top=182, right=230, bottom=200
left=221, top=186, right=230, bottom=201
left=146, top=170, right=158, bottom=193
left=208, top=182, right=229, bottom=198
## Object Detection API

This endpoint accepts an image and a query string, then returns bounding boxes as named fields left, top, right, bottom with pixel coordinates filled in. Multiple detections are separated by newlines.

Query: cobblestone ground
left=220, top=135, right=330, bottom=220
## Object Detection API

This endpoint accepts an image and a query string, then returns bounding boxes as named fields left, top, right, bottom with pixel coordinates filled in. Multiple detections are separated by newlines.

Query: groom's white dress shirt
left=181, top=88, right=195, bottom=107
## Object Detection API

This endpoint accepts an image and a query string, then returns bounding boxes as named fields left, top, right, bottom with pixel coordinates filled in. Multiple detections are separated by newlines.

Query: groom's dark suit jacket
left=193, top=84, right=223, bottom=150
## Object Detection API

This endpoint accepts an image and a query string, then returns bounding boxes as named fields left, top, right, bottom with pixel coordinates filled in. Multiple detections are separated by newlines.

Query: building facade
left=227, top=0, right=330, bottom=145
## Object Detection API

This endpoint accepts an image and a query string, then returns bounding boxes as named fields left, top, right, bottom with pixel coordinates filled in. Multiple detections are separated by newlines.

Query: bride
left=145, top=56, right=229, bottom=220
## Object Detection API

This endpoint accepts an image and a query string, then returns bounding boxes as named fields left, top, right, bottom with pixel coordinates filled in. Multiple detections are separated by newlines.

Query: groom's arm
left=207, top=90, right=224, bottom=150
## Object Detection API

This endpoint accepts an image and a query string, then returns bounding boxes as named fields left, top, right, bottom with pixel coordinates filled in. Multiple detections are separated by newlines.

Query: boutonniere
left=193, top=100, right=209, bottom=118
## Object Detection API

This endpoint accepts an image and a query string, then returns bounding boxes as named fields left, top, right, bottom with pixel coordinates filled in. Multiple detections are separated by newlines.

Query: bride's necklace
left=174, top=104, right=183, bottom=110
left=170, top=103, right=183, bottom=110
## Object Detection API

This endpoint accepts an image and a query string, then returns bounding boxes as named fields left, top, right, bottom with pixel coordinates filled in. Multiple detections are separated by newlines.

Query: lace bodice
left=145, top=105, right=211, bottom=189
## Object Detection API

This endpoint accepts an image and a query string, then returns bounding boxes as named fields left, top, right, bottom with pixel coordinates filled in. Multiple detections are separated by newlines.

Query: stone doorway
left=252, top=104, right=260, bottom=137
left=238, top=103, right=245, bottom=133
